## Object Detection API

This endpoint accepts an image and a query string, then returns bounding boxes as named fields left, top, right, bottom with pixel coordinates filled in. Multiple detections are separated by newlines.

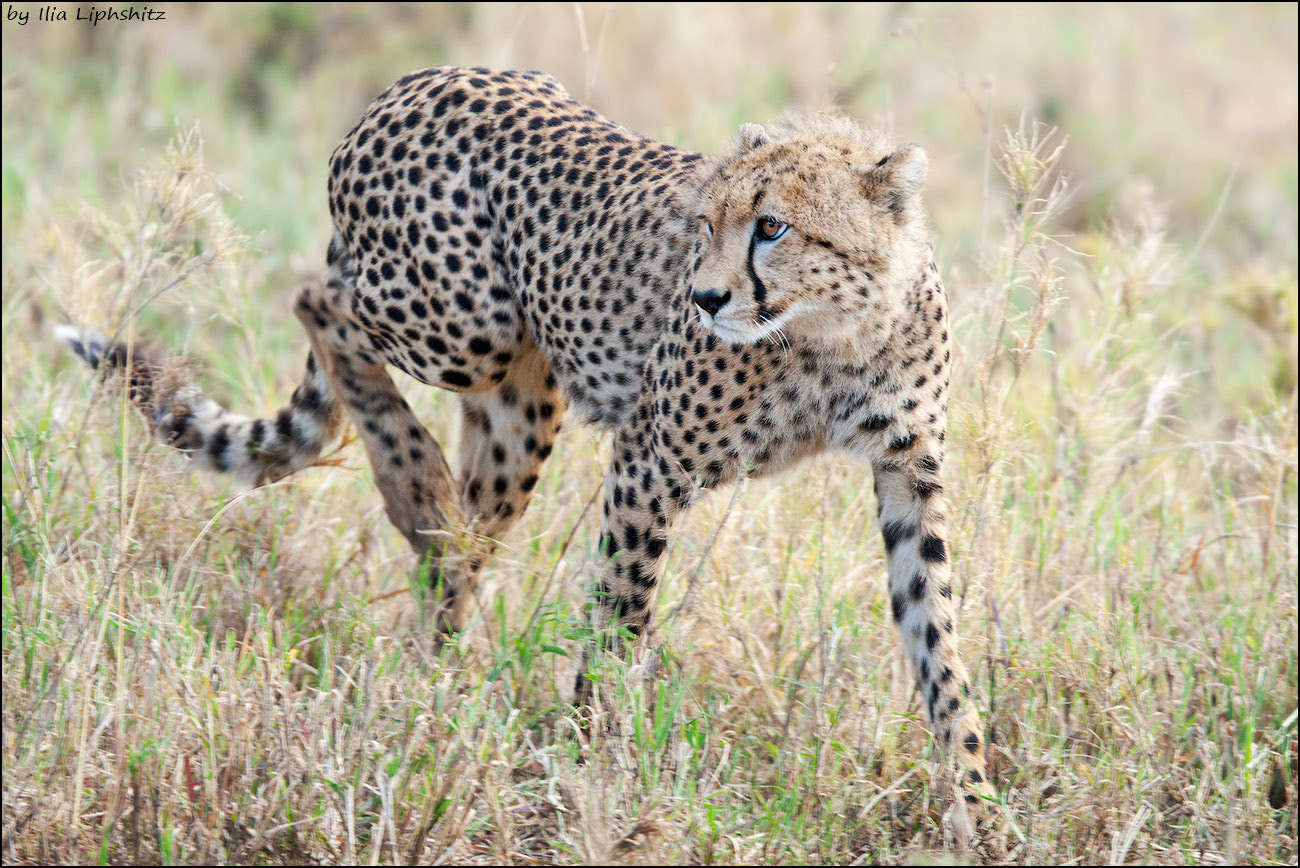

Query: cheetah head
left=690, top=117, right=932, bottom=349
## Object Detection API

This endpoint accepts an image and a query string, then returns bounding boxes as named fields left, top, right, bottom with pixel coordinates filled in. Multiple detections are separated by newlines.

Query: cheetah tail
left=55, top=325, right=345, bottom=486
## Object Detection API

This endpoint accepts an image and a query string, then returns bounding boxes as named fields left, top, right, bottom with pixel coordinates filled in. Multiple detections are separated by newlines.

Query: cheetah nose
left=691, top=287, right=732, bottom=317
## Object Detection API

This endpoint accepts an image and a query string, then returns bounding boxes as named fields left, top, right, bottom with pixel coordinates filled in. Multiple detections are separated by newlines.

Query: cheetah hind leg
left=455, top=336, right=565, bottom=585
left=293, top=282, right=473, bottom=635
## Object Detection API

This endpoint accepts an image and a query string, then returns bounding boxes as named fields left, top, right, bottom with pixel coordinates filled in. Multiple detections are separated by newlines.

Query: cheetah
left=59, top=65, right=995, bottom=834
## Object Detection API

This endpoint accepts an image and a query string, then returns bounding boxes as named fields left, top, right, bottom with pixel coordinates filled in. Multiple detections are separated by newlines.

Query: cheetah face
left=690, top=123, right=931, bottom=348
left=688, top=210, right=800, bottom=344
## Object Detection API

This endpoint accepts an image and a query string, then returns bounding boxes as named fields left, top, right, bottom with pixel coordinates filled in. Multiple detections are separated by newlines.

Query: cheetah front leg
left=294, top=282, right=471, bottom=634
left=872, top=456, right=995, bottom=840
left=570, top=425, right=698, bottom=705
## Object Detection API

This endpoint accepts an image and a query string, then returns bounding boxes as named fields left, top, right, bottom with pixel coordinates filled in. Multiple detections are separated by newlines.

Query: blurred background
left=3, top=3, right=1295, bottom=270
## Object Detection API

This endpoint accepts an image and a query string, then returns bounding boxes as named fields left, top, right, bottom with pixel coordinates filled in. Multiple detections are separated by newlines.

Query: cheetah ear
left=864, top=145, right=928, bottom=194
left=736, top=123, right=772, bottom=154
left=860, top=145, right=928, bottom=215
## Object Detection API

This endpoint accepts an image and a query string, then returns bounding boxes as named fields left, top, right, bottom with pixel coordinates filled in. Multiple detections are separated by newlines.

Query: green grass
left=3, top=4, right=1296, bottom=864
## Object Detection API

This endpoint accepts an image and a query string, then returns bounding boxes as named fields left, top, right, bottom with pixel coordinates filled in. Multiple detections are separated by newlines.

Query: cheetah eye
left=756, top=217, right=788, bottom=242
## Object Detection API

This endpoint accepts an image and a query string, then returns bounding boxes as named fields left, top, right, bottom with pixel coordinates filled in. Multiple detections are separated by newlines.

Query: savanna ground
left=2, top=3, right=1296, bottom=864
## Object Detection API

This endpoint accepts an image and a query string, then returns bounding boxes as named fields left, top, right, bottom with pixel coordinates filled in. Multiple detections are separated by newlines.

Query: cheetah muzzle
left=59, top=65, right=996, bottom=841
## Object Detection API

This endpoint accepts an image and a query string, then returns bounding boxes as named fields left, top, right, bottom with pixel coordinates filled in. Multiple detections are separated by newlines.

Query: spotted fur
left=59, top=66, right=994, bottom=836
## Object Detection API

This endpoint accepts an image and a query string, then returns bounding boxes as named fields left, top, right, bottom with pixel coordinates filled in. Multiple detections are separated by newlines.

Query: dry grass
left=2, top=4, right=1296, bottom=864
